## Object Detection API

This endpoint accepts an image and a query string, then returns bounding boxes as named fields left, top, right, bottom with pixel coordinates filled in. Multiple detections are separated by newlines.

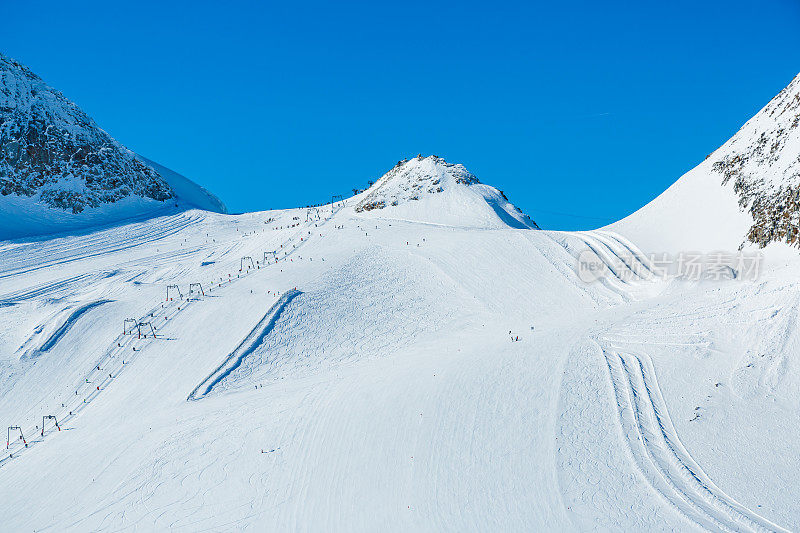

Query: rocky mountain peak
left=710, top=72, right=800, bottom=248
left=0, top=52, right=175, bottom=214
left=355, top=155, right=481, bottom=212
left=354, top=155, right=538, bottom=230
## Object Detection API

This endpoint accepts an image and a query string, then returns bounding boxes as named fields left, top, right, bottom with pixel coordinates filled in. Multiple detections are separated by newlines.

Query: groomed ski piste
left=1, top=200, right=343, bottom=469
left=2, top=180, right=800, bottom=531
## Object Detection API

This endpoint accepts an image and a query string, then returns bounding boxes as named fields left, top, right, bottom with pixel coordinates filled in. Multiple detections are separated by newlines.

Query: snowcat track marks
left=603, top=348, right=788, bottom=533
left=0, top=212, right=199, bottom=279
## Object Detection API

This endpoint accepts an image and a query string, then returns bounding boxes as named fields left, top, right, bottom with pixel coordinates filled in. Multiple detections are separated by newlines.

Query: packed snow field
left=1, top=187, right=799, bottom=531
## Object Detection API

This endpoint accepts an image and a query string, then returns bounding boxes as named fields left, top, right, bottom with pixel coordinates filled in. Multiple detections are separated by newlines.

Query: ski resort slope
left=1, top=192, right=799, bottom=531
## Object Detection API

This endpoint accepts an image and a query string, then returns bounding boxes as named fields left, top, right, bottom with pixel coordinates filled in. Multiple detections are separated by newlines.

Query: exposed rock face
left=0, top=52, right=174, bottom=214
left=710, top=73, right=800, bottom=248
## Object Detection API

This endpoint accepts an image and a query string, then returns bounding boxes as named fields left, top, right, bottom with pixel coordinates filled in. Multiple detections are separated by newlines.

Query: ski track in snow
left=549, top=232, right=790, bottom=532
left=0, top=211, right=201, bottom=278
left=601, top=346, right=788, bottom=533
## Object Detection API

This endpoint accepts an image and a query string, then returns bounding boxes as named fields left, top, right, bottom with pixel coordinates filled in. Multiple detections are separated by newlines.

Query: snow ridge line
left=187, top=289, right=301, bottom=401
left=602, top=347, right=788, bottom=532
left=0, top=201, right=345, bottom=467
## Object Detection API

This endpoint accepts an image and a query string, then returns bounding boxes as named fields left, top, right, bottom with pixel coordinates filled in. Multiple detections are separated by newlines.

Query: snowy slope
left=0, top=193, right=174, bottom=241
left=355, top=155, right=538, bottom=229
left=0, top=180, right=797, bottom=531
left=610, top=72, right=800, bottom=254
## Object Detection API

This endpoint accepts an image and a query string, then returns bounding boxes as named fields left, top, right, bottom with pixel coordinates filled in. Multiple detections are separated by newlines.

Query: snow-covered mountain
left=611, top=72, right=800, bottom=253
left=355, top=155, right=539, bottom=229
left=0, top=52, right=225, bottom=240
left=3, top=64, right=800, bottom=531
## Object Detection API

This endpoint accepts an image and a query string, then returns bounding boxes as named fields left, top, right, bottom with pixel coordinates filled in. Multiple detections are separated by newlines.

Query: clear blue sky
left=4, top=0, right=799, bottom=229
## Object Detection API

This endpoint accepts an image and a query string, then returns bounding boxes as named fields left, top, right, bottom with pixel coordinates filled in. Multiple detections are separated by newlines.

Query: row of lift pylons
left=7, top=196, right=347, bottom=458
left=6, top=415, right=61, bottom=449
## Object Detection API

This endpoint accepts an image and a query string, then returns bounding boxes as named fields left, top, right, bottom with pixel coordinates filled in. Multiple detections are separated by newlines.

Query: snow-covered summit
left=611, top=72, right=800, bottom=253
left=0, top=52, right=225, bottom=240
left=354, top=155, right=538, bottom=229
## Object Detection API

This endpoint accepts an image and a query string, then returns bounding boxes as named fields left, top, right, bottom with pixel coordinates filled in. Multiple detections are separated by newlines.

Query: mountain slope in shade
left=0, top=53, right=224, bottom=240
left=355, top=155, right=539, bottom=229
left=610, top=72, right=800, bottom=254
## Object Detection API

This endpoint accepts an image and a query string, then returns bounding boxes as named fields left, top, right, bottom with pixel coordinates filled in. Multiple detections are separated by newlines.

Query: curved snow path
left=603, top=347, right=788, bottom=533
left=580, top=230, right=656, bottom=281
left=187, top=289, right=301, bottom=401
left=545, top=229, right=659, bottom=302
left=36, top=299, right=112, bottom=353
left=594, top=230, right=659, bottom=276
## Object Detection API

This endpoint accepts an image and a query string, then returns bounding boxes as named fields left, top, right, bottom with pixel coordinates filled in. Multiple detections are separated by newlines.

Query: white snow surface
left=607, top=156, right=752, bottom=254
left=0, top=191, right=175, bottom=241
left=0, top=183, right=798, bottom=531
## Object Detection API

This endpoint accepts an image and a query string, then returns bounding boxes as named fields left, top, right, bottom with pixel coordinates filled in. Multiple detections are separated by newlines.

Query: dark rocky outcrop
left=0, top=52, right=174, bottom=214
